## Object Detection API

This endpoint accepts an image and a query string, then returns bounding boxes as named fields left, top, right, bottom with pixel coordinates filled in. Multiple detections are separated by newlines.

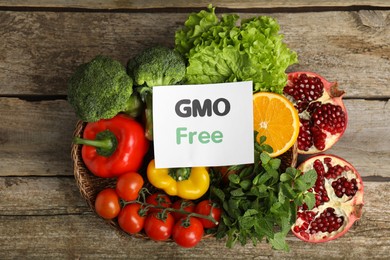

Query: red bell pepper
left=74, top=114, right=149, bottom=178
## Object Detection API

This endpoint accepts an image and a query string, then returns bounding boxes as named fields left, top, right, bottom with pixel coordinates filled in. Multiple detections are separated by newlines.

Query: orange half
left=253, top=92, right=300, bottom=157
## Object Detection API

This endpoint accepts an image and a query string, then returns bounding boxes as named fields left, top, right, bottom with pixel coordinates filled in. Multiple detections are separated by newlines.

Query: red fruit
left=172, top=200, right=196, bottom=221
left=283, top=72, right=348, bottom=154
left=145, top=193, right=172, bottom=213
left=144, top=212, right=175, bottom=241
left=292, top=154, right=364, bottom=243
left=172, top=217, right=204, bottom=248
left=116, top=172, right=144, bottom=201
left=195, top=200, right=221, bottom=229
left=94, top=188, right=121, bottom=220
left=118, top=203, right=146, bottom=234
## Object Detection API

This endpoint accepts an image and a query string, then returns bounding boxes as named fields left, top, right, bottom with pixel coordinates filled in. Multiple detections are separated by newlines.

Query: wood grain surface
left=0, top=1, right=389, bottom=259
left=0, top=10, right=389, bottom=98
left=0, top=0, right=389, bottom=9
left=0, top=179, right=388, bottom=259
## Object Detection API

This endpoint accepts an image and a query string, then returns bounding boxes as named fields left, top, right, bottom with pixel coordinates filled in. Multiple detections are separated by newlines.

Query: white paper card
left=153, top=81, right=254, bottom=168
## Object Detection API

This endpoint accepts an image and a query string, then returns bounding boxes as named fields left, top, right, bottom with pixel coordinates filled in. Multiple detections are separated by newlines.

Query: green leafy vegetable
left=67, top=55, right=141, bottom=122
left=175, top=5, right=298, bottom=93
left=211, top=133, right=317, bottom=251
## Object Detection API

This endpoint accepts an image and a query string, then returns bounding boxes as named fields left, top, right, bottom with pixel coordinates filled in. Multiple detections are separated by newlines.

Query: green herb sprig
left=211, top=133, right=317, bottom=251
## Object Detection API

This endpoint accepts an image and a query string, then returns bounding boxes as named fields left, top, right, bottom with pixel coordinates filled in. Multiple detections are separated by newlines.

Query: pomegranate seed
left=309, top=160, right=332, bottom=206
left=332, top=177, right=358, bottom=198
left=311, top=126, right=326, bottom=150
left=324, top=157, right=332, bottom=164
left=296, top=100, right=309, bottom=113
left=307, top=101, right=321, bottom=113
left=325, top=164, right=345, bottom=179
left=284, top=73, right=324, bottom=102
left=300, top=231, right=310, bottom=240
left=307, top=208, right=344, bottom=234
left=313, top=159, right=325, bottom=174
left=298, top=120, right=313, bottom=151
left=312, top=103, right=346, bottom=135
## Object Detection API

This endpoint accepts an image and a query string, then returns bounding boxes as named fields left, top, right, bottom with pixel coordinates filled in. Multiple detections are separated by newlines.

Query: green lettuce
left=175, top=5, right=298, bottom=93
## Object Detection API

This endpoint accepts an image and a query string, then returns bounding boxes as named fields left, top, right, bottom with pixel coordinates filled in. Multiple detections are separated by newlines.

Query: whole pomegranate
left=292, top=154, right=364, bottom=243
left=283, top=72, right=348, bottom=154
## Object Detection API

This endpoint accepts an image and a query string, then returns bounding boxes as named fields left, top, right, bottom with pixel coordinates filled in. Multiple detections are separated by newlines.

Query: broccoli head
left=68, top=55, right=140, bottom=122
left=127, top=46, right=186, bottom=88
left=126, top=46, right=186, bottom=141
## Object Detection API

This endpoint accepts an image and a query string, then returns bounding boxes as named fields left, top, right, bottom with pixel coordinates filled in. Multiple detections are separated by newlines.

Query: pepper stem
left=168, top=167, right=191, bottom=181
left=73, top=130, right=118, bottom=157
left=73, top=137, right=112, bottom=150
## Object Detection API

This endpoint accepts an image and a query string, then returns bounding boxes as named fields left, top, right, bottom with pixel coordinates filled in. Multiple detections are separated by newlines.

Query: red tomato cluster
left=93, top=172, right=221, bottom=248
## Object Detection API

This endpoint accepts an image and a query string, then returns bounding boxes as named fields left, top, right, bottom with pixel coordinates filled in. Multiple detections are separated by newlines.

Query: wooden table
left=1, top=1, right=389, bottom=259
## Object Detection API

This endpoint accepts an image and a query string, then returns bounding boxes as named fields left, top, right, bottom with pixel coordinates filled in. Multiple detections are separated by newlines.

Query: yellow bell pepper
left=146, top=159, right=210, bottom=200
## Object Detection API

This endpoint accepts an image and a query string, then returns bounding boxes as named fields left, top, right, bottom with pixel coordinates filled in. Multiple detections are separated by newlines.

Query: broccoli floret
left=68, top=55, right=141, bottom=122
left=126, top=46, right=186, bottom=140
left=127, top=46, right=186, bottom=88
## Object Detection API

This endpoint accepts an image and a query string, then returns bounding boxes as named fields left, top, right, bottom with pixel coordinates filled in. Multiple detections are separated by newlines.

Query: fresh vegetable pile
left=69, top=5, right=364, bottom=251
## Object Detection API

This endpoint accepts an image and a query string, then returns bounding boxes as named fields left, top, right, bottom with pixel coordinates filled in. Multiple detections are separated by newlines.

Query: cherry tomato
left=145, top=193, right=172, bottom=212
left=144, top=212, right=174, bottom=241
left=172, top=200, right=195, bottom=221
left=172, top=217, right=204, bottom=248
left=118, top=203, right=146, bottom=234
left=195, top=200, right=221, bottom=229
left=95, top=188, right=121, bottom=220
left=116, top=172, right=144, bottom=201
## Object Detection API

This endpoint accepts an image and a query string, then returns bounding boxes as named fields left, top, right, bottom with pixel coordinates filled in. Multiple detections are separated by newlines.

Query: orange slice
left=253, top=92, right=300, bottom=157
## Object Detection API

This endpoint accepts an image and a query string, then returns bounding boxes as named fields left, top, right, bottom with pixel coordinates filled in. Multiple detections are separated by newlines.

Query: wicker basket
left=71, top=120, right=298, bottom=239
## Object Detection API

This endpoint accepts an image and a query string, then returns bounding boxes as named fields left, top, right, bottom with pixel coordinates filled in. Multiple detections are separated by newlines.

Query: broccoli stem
left=123, top=92, right=143, bottom=118
left=144, top=91, right=153, bottom=141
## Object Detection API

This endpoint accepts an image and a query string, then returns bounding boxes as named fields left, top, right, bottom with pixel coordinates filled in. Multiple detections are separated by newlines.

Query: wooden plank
left=0, top=176, right=385, bottom=217
left=0, top=0, right=389, bottom=9
left=0, top=177, right=89, bottom=215
left=0, top=10, right=389, bottom=98
left=0, top=98, right=388, bottom=178
left=0, top=180, right=388, bottom=259
left=0, top=98, right=78, bottom=176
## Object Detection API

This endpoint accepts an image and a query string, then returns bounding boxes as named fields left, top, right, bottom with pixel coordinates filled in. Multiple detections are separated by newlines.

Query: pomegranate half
left=283, top=72, right=348, bottom=154
left=292, top=154, right=364, bottom=243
